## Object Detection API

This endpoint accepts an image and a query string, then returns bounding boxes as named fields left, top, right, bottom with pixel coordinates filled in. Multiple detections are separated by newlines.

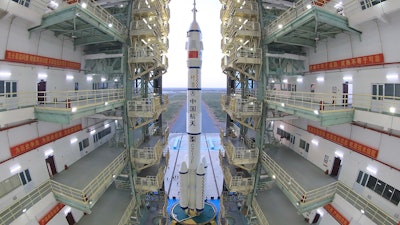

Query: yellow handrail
left=252, top=199, right=270, bottom=225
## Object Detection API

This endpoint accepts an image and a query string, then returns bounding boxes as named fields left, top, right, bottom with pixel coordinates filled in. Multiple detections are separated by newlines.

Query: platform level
left=265, top=90, right=354, bottom=126
left=262, top=144, right=337, bottom=212
left=219, top=153, right=254, bottom=195
left=51, top=143, right=127, bottom=212
left=256, top=183, right=309, bottom=225
left=77, top=184, right=132, bottom=225
left=135, top=155, right=167, bottom=193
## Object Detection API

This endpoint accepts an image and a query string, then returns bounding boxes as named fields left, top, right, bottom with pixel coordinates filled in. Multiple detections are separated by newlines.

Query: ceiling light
left=314, top=110, right=319, bottom=115
left=71, top=107, right=77, bottom=112
left=306, top=4, right=312, bottom=9
left=81, top=2, right=87, bottom=8
left=10, top=164, right=21, bottom=173
left=87, top=76, right=93, bottom=81
left=297, top=77, right=303, bottom=82
left=317, top=77, right=324, bottom=82
left=283, top=79, right=288, bottom=83
left=70, top=138, right=78, bottom=144
left=366, top=166, right=377, bottom=175
left=343, top=76, right=352, bottom=81
left=278, top=24, right=283, bottom=29
left=386, top=73, right=398, bottom=80
left=311, top=139, right=319, bottom=146
left=38, top=73, right=47, bottom=79
left=101, top=78, right=106, bottom=82
left=66, top=75, right=74, bottom=80
left=389, top=107, right=395, bottom=113
left=281, top=103, right=285, bottom=107
left=108, top=23, right=113, bottom=28
left=0, top=72, right=12, bottom=77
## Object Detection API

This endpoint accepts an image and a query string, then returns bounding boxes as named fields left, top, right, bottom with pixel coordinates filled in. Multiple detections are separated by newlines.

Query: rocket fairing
left=179, top=0, right=206, bottom=214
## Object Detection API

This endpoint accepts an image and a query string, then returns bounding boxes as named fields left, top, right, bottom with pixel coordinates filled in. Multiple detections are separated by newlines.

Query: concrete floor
left=265, top=144, right=337, bottom=190
left=52, top=143, right=124, bottom=189
left=77, top=184, right=131, bottom=225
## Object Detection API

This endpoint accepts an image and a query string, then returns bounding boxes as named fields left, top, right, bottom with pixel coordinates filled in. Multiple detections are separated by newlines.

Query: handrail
left=117, top=195, right=136, bottom=225
left=0, top=88, right=124, bottom=112
left=266, top=90, right=400, bottom=115
left=0, top=180, right=51, bottom=225
left=51, top=149, right=127, bottom=208
left=252, top=199, right=270, bottom=225
left=336, top=182, right=398, bottom=225
left=266, top=0, right=346, bottom=36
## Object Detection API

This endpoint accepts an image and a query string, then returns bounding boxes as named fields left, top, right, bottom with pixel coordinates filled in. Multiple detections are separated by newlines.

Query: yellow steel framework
left=127, top=95, right=168, bottom=129
left=128, top=0, right=169, bottom=81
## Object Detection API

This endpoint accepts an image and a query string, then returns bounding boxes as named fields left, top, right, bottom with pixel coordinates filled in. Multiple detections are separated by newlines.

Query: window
left=372, top=83, right=400, bottom=100
left=79, top=138, right=90, bottom=151
left=383, top=184, right=395, bottom=201
left=19, top=169, right=32, bottom=185
left=299, top=139, right=306, bottom=149
left=391, top=189, right=400, bottom=205
left=290, top=135, right=295, bottom=144
left=0, top=174, right=22, bottom=198
left=360, top=0, right=386, bottom=10
left=366, top=175, right=377, bottom=189
left=0, top=80, right=17, bottom=97
left=364, top=175, right=400, bottom=206
left=12, top=0, right=30, bottom=7
left=356, top=171, right=369, bottom=186
left=94, top=127, right=112, bottom=143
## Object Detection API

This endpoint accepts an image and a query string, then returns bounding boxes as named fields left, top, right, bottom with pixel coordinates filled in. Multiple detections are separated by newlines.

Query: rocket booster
left=179, top=0, right=206, bottom=213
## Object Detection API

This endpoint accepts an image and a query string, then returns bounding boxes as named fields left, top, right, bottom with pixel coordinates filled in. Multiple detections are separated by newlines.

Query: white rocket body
left=179, top=0, right=206, bottom=213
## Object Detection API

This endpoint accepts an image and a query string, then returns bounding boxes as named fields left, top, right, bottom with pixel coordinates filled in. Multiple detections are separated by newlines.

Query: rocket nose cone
left=180, top=161, right=188, bottom=173
left=196, top=162, right=205, bottom=175
left=189, top=20, right=201, bottom=31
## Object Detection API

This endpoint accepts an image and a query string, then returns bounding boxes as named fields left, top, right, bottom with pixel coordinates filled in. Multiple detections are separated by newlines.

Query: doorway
left=37, top=80, right=47, bottom=104
left=45, top=155, right=57, bottom=177
left=331, top=157, right=342, bottom=177
left=65, top=212, right=76, bottom=225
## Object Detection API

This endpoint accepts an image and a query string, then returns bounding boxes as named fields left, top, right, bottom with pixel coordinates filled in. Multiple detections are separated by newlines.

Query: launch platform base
left=170, top=202, right=217, bottom=225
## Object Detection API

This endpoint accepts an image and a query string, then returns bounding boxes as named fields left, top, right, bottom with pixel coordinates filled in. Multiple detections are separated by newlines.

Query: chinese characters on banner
left=10, top=124, right=82, bottom=157
left=323, top=204, right=350, bottom=225
left=38, top=203, right=65, bottom=225
left=4, top=50, right=81, bottom=70
left=307, top=125, right=379, bottom=159
left=309, top=53, right=384, bottom=72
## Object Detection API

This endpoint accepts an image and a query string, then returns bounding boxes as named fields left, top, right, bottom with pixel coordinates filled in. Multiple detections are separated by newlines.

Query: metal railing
left=221, top=95, right=263, bottom=115
left=0, top=89, right=124, bottom=112
left=131, top=139, right=163, bottom=164
left=51, top=149, right=127, bottom=209
left=117, top=195, right=136, bottom=225
left=336, top=182, right=399, bottom=225
left=222, top=166, right=254, bottom=193
left=261, top=151, right=338, bottom=207
left=221, top=0, right=259, bottom=20
left=0, top=180, right=51, bottom=225
left=252, top=199, right=270, bottom=225
left=266, top=0, right=346, bottom=36
left=73, top=0, right=127, bottom=37
left=127, top=95, right=168, bottom=117
left=266, top=90, right=400, bottom=115
left=135, top=166, right=165, bottom=192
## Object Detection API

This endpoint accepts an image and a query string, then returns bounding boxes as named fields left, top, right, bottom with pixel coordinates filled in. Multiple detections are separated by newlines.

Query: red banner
left=309, top=53, right=384, bottom=72
left=38, top=203, right=65, bottom=225
left=10, top=124, right=82, bottom=157
left=4, top=50, right=81, bottom=70
left=324, top=204, right=349, bottom=225
left=308, top=125, right=379, bottom=159
left=314, top=0, right=331, bottom=6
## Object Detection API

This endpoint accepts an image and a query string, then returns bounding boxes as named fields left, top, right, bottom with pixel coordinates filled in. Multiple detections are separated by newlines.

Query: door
left=312, top=213, right=320, bottom=223
left=342, top=82, right=348, bottom=106
left=45, top=155, right=57, bottom=176
left=37, top=80, right=46, bottom=104
left=66, top=212, right=76, bottom=225
left=331, top=157, right=342, bottom=177
left=371, top=84, right=384, bottom=112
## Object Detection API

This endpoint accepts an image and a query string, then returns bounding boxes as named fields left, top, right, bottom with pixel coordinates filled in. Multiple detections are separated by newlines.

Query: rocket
left=179, top=0, right=206, bottom=215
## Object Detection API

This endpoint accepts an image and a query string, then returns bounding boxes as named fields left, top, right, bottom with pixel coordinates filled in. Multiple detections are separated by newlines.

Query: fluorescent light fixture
left=38, top=73, right=48, bottom=79
left=44, top=149, right=54, bottom=157
left=22, top=208, right=27, bottom=213
left=115, top=120, right=118, bottom=123
left=334, top=151, right=344, bottom=158
left=282, top=79, right=288, bottom=83
left=360, top=209, right=365, bottom=214
left=272, top=175, right=276, bottom=179
left=10, top=164, right=21, bottom=174
left=278, top=24, right=283, bottom=29
left=343, top=76, right=352, bottom=81
left=334, top=1, right=343, bottom=9
left=101, top=78, right=106, bottom=82
left=81, top=2, right=87, bottom=8
left=311, top=139, right=319, bottom=146
left=306, top=4, right=312, bottom=9
left=281, top=103, right=285, bottom=107
left=71, top=107, right=77, bottom=112
left=105, top=124, right=110, bottom=128
left=66, top=75, right=74, bottom=80
left=314, top=110, right=319, bottom=115
left=316, top=77, right=324, bottom=82
left=114, top=78, right=118, bottom=82
left=389, top=107, right=396, bottom=113
left=317, top=208, right=324, bottom=216
left=0, top=72, right=12, bottom=77
left=70, top=138, right=78, bottom=144
left=90, top=130, right=96, bottom=135
left=87, top=76, right=93, bottom=81
left=105, top=102, right=109, bottom=106
left=386, top=73, right=398, bottom=80
left=366, top=166, right=377, bottom=175
left=108, top=23, right=113, bottom=28
left=297, top=77, right=303, bottom=83
left=279, top=124, right=284, bottom=129
left=64, top=207, right=71, bottom=215
left=271, top=80, right=275, bottom=83
left=112, top=174, right=116, bottom=178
